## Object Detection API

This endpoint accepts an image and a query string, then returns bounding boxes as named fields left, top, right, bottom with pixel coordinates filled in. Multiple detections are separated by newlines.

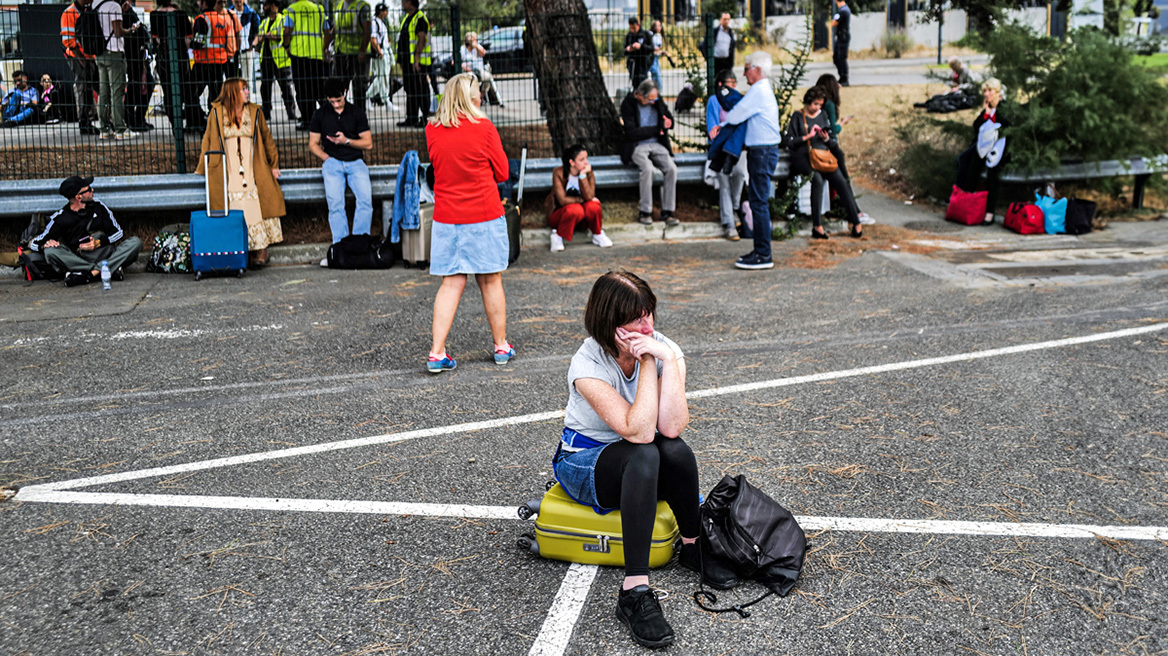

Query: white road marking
left=7, top=324, right=283, bottom=347
left=527, top=564, right=599, bottom=656
left=15, top=490, right=1168, bottom=542
left=18, top=322, right=1168, bottom=494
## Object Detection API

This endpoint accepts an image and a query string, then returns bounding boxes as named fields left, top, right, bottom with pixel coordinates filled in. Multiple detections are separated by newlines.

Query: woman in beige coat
left=196, top=77, right=285, bottom=266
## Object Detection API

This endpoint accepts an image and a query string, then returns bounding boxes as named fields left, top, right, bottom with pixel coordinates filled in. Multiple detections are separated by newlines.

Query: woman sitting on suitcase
left=553, top=270, right=735, bottom=649
left=196, top=77, right=285, bottom=267
left=544, top=144, right=612, bottom=252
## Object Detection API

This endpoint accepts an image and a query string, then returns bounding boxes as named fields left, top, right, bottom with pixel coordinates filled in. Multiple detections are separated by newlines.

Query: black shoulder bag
left=694, top=474, right=807, bottom=617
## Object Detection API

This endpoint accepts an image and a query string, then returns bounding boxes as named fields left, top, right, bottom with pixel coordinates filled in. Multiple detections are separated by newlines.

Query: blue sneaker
left=493, top=344, right=516, bottom=365
left=427, top=355, right=457, bottom=374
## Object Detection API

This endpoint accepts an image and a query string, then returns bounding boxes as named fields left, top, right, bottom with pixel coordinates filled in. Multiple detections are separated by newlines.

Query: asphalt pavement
left=1, top=190, right=1166, bottom=655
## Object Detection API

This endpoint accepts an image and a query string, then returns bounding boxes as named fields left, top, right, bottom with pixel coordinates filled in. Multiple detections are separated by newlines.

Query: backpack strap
left=691, top=538, right=773, bottom=618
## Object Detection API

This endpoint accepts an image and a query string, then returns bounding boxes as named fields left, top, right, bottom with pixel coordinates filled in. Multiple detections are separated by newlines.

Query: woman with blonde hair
left=423, top=72, right=513, bottom=373
left=461, top=31, right=502, bottom=107
left=196, top=77, right=285, bottom=266
left=955, top=77, right=1009, bottom=225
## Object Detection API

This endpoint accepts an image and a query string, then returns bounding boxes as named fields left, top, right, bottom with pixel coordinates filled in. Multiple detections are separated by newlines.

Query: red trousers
left=548, top=199, right=602, bottom=241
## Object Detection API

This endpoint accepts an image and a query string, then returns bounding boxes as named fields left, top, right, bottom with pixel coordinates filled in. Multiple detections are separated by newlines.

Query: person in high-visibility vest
left=60, top=0, right=98, bottom=134
left=256, top=0, right=298, bottom=123
left=192, top=0, right=242, bottom=119
left=331, top=0, right=372, bottom=111
left=283, top=0, right=330, bottom=131
left=396, top=0, right=430, bottom=127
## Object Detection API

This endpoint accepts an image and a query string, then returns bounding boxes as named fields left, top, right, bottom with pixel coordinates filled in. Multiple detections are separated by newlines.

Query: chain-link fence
left=0, top=4, right=721, bottom=181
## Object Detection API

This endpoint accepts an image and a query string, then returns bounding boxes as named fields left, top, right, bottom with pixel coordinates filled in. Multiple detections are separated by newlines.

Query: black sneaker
left=662, top=212, right=679, bottom=227
left=64, top=271, right=90, bottom=287
left=615, top=585, right=674, bottom=649
left=678, top=542, right=739, bottom=590
left=112, top=267, right=125, bottom=282
left=295, top=122, right=309, bottom=131
left=735, top=252, right=774, bottom=270
left=637, top=212, right=654, bottom=225
left=80, top=124, right=99, bottom=135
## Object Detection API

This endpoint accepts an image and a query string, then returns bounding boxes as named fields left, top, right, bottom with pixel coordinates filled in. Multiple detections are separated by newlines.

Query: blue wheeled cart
left=190, top=150, right=248, bottom=280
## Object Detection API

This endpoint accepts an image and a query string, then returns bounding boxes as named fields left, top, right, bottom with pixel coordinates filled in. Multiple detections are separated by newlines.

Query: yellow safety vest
left=287, top=0, right=325, bottom=60
left=399, top=11, right=431, bottom=66
left=259, top=13, right=291, bottom=68
left=332, top=0, right=370, bottom=56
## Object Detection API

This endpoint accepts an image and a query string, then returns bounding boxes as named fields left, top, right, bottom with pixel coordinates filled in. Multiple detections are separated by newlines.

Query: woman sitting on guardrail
left=544, top=144, right=611, bottom=252
left=424, top=72, right=514, bottom=373
left=196, top=77, right=285, bottom=267
left=782, top=86, right=861, bottom=239
left=954, top=78, right=1009, bottom=225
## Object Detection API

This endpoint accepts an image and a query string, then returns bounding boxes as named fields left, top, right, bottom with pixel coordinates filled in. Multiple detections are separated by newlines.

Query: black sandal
left=850, top=224, right=863, bottom=239
left=811, top=228, right=829, bottom=240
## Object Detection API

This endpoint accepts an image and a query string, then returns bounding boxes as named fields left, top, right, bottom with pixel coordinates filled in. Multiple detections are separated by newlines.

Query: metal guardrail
left=998, top=156, right=1167, bottom=208
left=1, top=152, right=792, bottom=219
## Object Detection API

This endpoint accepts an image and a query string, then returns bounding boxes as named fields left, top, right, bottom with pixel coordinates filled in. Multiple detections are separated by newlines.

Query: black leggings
left=956, top=145, right=1002, bottom=216
left=809, top=168, right=860, bottom=228
left=594, top=434, right=701, bottom=577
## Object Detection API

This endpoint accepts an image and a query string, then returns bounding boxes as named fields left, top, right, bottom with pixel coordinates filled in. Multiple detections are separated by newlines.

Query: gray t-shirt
left=637, top=103, right=658, bottom=147
left=563, top=333, right=685, bottom=445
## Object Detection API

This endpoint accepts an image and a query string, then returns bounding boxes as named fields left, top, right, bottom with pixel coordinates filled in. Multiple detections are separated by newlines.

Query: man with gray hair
left=711, top=51, right=781, bottom=270
left=620, top=78, right=677, bottom=226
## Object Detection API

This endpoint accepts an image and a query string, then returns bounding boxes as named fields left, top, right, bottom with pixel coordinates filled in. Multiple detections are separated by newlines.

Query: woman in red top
left=424, top=72, right=514, bottom=373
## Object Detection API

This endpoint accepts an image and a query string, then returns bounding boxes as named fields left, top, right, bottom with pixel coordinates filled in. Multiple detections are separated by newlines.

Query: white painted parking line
left=7, top=324, right=284, bottom=347
left=17, top=321, right=1168, bottom=495
left=528, top=564, right=599, bottom=656
left=15, top=490, right=1168, bottom=542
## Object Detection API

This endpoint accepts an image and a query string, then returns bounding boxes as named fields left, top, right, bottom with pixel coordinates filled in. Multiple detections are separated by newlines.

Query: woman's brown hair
left=584, top=271, right=657, bottom=360
left=813, top=73, right=841, bottom=108
left=214, top=77, right=248, bottom=125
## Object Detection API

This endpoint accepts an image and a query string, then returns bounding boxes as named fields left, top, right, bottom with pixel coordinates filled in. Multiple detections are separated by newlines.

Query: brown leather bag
left=803, top=113, right=838, bottom=174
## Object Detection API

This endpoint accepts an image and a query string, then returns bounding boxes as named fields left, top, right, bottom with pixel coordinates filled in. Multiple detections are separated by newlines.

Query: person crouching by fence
left=29, top=176, right=143, bottom=287
left=545, top=144, right=612, bottom=252
left=424, top=72, right=514, bottom=373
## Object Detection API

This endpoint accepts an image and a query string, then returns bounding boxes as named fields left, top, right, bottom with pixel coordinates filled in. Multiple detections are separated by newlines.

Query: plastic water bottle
left=100, top=260, right=111, bottom=291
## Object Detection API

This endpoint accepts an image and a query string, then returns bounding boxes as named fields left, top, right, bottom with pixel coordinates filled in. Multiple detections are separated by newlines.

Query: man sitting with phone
left=308, top=78, right=375, bottom=264
left=30, top=175, right=144, bottom=286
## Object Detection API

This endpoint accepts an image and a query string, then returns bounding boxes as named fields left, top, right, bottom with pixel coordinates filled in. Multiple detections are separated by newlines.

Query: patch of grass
left=1134, top=52, right=1168, bottom=68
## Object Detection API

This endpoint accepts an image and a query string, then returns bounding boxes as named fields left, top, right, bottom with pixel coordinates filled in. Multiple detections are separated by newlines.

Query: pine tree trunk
left=524, top=0, right=623, bottom=157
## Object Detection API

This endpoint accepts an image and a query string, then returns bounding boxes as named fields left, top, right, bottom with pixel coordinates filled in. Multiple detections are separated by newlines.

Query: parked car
left=436, top=26, right=530, bottom=79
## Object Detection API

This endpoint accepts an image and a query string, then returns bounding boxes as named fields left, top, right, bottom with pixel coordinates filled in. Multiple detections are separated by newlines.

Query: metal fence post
left=165, top=11, right=187, bottom=174
left=451, top=5, right=462, bottom=74
left=704, top=13, right=714, bottom=98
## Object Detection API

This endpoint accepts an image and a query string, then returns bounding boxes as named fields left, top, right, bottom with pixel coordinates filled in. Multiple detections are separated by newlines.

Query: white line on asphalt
left=15, top=490, right=1168, bottom=542
left=18, top=321, right=1168, bottom=494
left=528, top=564, right=599, bottom=656
left=6, top=324, right=284, bottom=347
left=686, top=322, right=1168, bottom=399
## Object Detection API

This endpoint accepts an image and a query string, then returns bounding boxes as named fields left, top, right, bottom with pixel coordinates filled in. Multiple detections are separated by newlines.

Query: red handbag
left=945, top=185, right=989, bottom=226
left=1004, top=203, right=1045, bottom=235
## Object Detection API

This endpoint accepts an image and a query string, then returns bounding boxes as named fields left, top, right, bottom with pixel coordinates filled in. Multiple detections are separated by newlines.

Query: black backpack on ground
left=326, top=234, right=395, bottom=269
left=1065, top=198, right=1097, bottom=235
left=76, top=0, right=114, bottom=58
left=694, top=475, right=807, bottom=617
left=17, top=215, right=64, bottom=282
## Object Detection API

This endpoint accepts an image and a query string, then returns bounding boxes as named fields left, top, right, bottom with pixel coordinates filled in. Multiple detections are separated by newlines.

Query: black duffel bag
left=1065, top=198, right=1097, bottom=235
left=327, top=234, right=395, bottom=269
left=694, top=474, right=807, bottom=617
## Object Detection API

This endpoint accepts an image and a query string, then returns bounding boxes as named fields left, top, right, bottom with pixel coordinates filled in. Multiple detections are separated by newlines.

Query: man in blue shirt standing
left=712, top=51, right=781, bottom=270
left=832, top=0, right=851, bottom=86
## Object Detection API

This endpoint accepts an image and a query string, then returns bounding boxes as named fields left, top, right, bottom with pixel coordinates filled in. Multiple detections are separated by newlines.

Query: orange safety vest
left=60, top=4, right=93, bottom=60
left=193, top=10, right=238, bottom=65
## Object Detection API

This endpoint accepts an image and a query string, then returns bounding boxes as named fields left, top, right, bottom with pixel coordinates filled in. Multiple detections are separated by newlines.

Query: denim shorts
left=552, top=442, right=616, bottom=514
left=429, top=215, right=509, bottom=277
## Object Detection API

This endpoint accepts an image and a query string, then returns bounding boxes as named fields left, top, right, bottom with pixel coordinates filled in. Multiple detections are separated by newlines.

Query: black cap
left=59, top=175, right=94, bottom=199
left=375, top=3, right=387, bottom=12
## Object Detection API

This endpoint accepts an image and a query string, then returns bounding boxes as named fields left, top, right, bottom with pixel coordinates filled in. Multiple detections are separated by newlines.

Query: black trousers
left=332, top=54, right=370, bottom=111
left=956, top=146, right=1002, bottom=215
left=260, top=58, right=298, bottom=122
left=124, top=53, right=153, bottom=128
left=808, top=166, right=860, bottom=228
left=291, top=55, right=326, bottom=126
left=627, top=57, right=650, bottom=88
left=69, top=57, right=98, bottom=127
left=713, top=55, right=733, bottom=78
left=402, top=64, right=430, bottom=121
left=192, top=61, right=233, bottom=118
left=593, top=434, right=701, bottom=578
left=833, top=39, right=849, bottom=85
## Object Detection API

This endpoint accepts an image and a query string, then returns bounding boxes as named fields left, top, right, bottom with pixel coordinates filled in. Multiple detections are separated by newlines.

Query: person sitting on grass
left=551, top=270, right=737, bottom=650
left=544, top=143, right=611, bottom=252
left=29, top=175, right=144, bottom=287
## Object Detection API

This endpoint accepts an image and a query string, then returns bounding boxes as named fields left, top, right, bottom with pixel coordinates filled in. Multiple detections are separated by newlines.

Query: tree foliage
left=985, top=23, right=1168, bottom=172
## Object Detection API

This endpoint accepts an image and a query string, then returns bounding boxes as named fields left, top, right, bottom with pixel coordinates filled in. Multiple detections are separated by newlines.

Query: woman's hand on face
left=616, top=327, right=671, bottom=362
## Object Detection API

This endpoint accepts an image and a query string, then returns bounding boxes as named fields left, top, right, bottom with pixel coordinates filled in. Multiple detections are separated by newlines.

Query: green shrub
left=893, top=113, right=968, bottom=203
left=880, top=28, right=913, bottom=58
left=986, top=24, right=1168, bottom=173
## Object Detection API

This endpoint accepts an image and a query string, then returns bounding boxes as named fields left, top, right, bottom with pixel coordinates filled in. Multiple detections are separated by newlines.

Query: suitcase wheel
left=517, top=532, right=539, bottom=555
left=236, top=269, right=245, bottom=278
left=194, top=271, right=203, bottom=281
left=544, top=479, right=557, bottom=492
left=517, top=499, right=540, bottom=520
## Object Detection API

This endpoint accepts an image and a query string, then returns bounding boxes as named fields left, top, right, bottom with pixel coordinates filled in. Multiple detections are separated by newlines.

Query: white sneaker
left=549, top=233, right=565, bottom=252
left=858, top=212, right=875, bottom=225
left=591, top=231, right=613, bottom=248
left=386, top=102, right=399, bottom=112
left=320, top=257, right=329, bottom=267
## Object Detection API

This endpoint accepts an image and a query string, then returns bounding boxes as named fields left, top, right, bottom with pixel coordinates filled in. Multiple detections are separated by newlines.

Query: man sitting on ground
left=30, top=175, right=144, bottom=286
left=308, top=77, right=374, bottom=264
left=1, top=71, right=39, bottom=127
left=620, top=78, right=677, bottom=226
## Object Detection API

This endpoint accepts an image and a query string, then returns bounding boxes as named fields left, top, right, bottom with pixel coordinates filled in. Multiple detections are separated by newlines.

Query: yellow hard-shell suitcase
left=517, top=483, right=678, bottom=568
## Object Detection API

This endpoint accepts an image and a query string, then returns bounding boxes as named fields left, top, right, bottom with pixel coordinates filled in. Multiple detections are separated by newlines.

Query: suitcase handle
left=204, top=149, right=229, bottom=218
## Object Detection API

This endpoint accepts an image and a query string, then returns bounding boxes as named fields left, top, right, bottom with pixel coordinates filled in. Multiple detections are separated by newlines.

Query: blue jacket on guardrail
left=390, top=150, right=420, bottom=243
